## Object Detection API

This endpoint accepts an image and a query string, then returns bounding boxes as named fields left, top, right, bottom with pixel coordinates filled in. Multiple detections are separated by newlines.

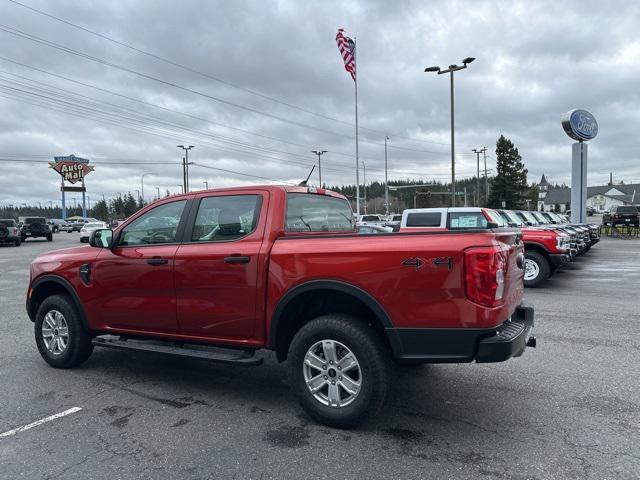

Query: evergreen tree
left=90, top=200, right=109, bottom=221
left=488, top=135, right=528, bottom=209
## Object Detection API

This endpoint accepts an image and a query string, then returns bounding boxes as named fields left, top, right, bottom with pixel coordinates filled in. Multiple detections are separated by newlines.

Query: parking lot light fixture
left=424, top=57, right=476, bottom=206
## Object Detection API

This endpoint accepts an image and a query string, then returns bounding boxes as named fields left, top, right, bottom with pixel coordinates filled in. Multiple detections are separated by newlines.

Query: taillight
left=464, top=246, right=506, bottom=308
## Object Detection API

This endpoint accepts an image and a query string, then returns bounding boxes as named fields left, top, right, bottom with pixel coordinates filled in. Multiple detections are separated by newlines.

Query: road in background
left=1, top=233, right=638, bottom=479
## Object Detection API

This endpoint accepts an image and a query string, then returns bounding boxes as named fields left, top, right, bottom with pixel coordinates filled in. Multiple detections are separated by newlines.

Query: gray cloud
left=0, top=0, right=638, bottom=207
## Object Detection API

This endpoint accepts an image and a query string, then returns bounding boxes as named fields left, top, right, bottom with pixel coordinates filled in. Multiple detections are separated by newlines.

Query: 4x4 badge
left=402, top=256, right=453, bottom=271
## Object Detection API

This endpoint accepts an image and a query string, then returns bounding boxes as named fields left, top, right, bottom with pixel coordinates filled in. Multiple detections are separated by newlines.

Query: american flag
left=336, top=28, right=356, bottom=81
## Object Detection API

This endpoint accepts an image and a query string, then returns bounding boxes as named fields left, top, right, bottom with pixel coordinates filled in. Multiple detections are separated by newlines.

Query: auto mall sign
left=49, top=154, right=95, bottom=184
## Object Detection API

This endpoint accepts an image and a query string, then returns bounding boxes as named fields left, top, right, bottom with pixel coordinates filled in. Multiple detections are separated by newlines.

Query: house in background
left=537, top=174, right=639, bottom=212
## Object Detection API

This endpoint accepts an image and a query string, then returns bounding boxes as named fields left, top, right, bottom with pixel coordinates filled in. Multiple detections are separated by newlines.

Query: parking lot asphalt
left=1, top=231, right=639, bottom=479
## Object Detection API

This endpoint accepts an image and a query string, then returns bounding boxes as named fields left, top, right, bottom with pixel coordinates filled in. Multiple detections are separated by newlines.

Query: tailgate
left=493, top=230, right=525, bottom=312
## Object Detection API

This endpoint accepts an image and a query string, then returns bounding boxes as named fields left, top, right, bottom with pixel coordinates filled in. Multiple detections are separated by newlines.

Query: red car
left=26, top=185, right=534, bottom=427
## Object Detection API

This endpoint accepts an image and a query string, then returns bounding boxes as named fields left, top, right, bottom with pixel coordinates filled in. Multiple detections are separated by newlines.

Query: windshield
left=519, top=211, right=538, bottom=225
left=286, top=193, right=354, bottom=232
left=361, top=215, right=380, bottom=222
left=548, top=212, right=563, bottom=223
left=531, top=212, right=548, bottom=223
left=618, top=206, right=638, bottom=214
left=503, top=210, right=524, bottom=226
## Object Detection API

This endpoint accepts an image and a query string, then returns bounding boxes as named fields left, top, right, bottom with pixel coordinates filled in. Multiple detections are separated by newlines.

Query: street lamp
left=177, top=145, right=194, bottom=192
left=361, top=161, right=366, bottom=214
left=141, top=172, right=156, bottom=204
left=425, top=56, right=475, bottom=206
left=311, top=150, right=327, bottom=186
left=155, top=186, right=161, bottom=200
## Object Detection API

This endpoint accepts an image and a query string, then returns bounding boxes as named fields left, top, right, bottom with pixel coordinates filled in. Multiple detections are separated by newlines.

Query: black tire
left=46, top=233, right=53, bottom=241
left=287, top=314, right=390, bottom=428
left=524, top=251, right=550, bottom=288
left=20, top=234, right=26, bottom=242
left=34, top=294, right=93, bottom=368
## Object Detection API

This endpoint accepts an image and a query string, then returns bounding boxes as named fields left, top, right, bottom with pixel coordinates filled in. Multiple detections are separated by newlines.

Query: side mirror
left=89, top=228, right=113, bottom=248
left=486, top=221, right=500, bottom=229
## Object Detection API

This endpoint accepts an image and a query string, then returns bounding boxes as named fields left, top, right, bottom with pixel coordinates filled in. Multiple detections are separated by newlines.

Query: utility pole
left=203, top=180, right=209, bottom=189
left=472, top=148, right=481, bottom=206
left=482, top=147, right=488, bottom=203
left=155, top=187, right=160, bottom=200
left=177, top=145, right=194, bottom=193
left=384, top=136, right=389, bottom=215
left=311, top=150, right=327, bottom=186
left=425, top=57, right=475, bottom=207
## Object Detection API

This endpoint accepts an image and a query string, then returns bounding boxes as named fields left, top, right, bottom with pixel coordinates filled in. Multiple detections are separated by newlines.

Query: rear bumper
left=387, top=302, right=535, bottom=364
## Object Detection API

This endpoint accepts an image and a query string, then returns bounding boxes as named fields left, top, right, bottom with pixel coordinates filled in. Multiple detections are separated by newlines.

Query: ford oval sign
left=562, top=109, right=598, bottom=142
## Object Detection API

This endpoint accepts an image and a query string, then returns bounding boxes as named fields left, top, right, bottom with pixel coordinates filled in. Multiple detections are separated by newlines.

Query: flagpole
left=354, top=37, right=360, bottom=217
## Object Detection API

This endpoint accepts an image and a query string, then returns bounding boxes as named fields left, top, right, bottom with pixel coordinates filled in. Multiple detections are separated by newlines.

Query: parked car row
left=356, top=214, right=403, bottom=232
left=396, top=207, right=599, bottom=288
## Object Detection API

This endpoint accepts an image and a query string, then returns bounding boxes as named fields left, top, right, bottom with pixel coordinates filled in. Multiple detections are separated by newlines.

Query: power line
left=5, top=0, right=473, bottom=149
left=0, top=77, right=475, bottom=178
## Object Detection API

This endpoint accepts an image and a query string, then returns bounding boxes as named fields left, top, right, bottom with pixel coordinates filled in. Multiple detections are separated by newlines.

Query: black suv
left=603, top=206, right=639, bottom=227
left=19, top=217, right=53, bottom=242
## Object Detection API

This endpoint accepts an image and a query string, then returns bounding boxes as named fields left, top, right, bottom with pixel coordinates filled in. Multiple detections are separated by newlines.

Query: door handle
left=224, top=255, right=250, bottom=264
left=147, top=257, right=168, bottom=265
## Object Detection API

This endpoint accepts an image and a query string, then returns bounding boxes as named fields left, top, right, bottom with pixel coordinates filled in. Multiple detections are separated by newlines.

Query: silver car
left=80, top=222, right=107, bottom=243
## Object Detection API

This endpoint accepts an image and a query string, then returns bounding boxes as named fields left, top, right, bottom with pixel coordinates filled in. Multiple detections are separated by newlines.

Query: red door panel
left=91, top=245, right=180, bottom=332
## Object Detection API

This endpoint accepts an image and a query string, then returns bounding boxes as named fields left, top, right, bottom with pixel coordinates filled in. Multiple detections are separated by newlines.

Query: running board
left=92, top=336, right=263, bottom=366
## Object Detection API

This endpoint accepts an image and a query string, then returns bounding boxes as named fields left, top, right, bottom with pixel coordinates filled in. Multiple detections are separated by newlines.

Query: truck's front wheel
left=287, top=314, right=390, bottom=428
left=524, top=251, right=550, bottom=288
left=34, top=294, right=93, bottom=368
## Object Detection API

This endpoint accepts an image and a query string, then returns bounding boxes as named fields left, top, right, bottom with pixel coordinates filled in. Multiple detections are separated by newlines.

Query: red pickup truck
left=26, top=185, right=535, bottom=427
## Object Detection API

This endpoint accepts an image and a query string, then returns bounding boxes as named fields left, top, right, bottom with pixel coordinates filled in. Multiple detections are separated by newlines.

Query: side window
left=406, top=212, right=441, bottom=227
left=191, top=195, right=261, bottom=242
left=119, top=200, right=186, bottom=246
left=449, top=213, right=488, bottom=229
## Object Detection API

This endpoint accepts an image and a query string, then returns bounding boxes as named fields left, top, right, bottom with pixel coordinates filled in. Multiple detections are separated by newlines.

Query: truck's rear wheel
left=524, top=251, right=550, bottom=288
left=287, top=314, right=390, bottom=428
left=34, top=294, right=93, bottom=368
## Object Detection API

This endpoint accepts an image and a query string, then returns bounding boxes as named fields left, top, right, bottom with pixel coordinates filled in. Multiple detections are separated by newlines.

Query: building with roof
left=537, top=174, right=639, bottom=212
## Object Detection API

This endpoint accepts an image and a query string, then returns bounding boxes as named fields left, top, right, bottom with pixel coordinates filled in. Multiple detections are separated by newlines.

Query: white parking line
left=0, top=407, right=82, bottom=438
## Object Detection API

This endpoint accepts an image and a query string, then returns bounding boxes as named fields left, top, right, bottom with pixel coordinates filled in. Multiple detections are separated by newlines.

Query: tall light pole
left=177, top=145, right=194, bottom=192
left=311, top=150, right=327, bottom=186
left=361, top=160, right=366, bottom=214
left=141, top=172, right=155, bottom=204
left=425, top=57, right=475, bottom=206
left=384, top=136, right=389, bottom=215
left=155, top=186, right=160, bottom=200
left=203, top=180, right=209, bottom=190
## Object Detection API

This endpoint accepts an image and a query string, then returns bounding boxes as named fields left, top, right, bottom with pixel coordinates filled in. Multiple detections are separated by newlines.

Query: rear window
left=392, top=215, right=402, bottom=221
left=405, top=212, right=441, bottom=227
left=361, top=215, right=381, bottom=222
left=286, top=193, right=354, bottom=232
left=26, top=217, right=46, bottom=224
left=449, top=212, right=488, bottom=229
left=0, top=219, right=16, bottom=227
left=617, top=206, right=638, bottom=214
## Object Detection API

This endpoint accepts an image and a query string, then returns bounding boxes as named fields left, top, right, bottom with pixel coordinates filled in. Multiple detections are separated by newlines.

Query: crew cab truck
left=26, top=185, right=535, bottom=428
left=497, top=210, right=570, bottom=288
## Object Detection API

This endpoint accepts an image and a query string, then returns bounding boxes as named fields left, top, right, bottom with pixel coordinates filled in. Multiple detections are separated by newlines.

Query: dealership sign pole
left=49, top=155, right=95, bottom=220
left=561, top=109, right=598, bottom=224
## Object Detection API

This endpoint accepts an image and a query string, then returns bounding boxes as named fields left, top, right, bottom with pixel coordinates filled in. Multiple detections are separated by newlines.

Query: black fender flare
left=28, top=274, right=89, bottom=331
left=524, top=242, right=550, bottom=256
left=268, top=279, right=394, bottom=349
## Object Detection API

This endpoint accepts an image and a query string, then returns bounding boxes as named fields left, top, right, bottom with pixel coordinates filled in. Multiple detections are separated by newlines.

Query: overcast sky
left=0, top=0, right=638, bottom=206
